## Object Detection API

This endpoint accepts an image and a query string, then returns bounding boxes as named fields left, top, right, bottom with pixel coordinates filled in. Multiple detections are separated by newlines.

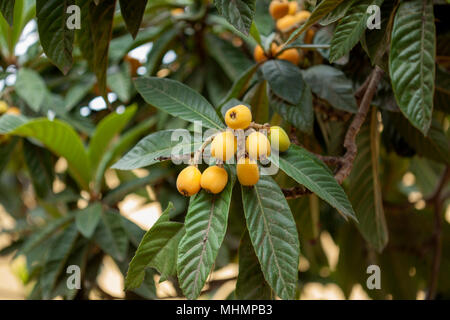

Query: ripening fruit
left=271, top=43, right=301, bottom=65
left=304, top=28, right=316, bottom=44
left=246, top=131, right=271, bottom=159
left=288, top=1, right=299, bottom=15
left=176, top=166, right=202, bottom=196
left=6, top=107, right=20, bottom=115
left=253, top=45, right=268, bottom=63
left=201, top=166, right=228, bottom=194
left=269, top=0, right=290, bottom=20
left=276, top=14, right=298, bottom=32
left=269, top=126, right=291, bottom=152
left=171, top=8, right=184, bottom=16
left=211, top=131, right=237, bottom=161
left=237, top=157, right=260, bottom=186
left=294, top=10, right=311, bottom=24
left=225, top=105, right=252, bottom=130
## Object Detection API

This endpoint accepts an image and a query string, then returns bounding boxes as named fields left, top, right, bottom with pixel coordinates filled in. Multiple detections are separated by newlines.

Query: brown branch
left=426, top=166, right=450, bottom=300
left=334, top=66, right=384, bottom=184
left=284, top=66, right=385, bottom=199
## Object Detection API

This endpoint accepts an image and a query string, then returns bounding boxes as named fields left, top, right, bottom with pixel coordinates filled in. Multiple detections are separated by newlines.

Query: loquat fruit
left=225, top=105, right=252, bottom=130
left=6, top=107, right=21, bottom=115
left=246, top=131, right=271, bottom=159
left=176, top=165, right=202, bottom=196
left=276, top=14, right=298, bottom=32
left=237, top=157, right=260, bottom=186
left=211, top=131, right=237, bottom=161
left=253, top=45, right=268, bottom=63
left=288, top=1, right=299, bottom=15
left=269, top=0, right=290, bottom=20
left=201, top=166, right=228, bottom=194
left=294, top=10, right=311, bottom=24
left=269, top=126, right=291, bottom=152
left=271, top=43, right=301, bottom=65
left=304, top=28, right=316, bottom=44
left=171, top=8, right=184, bottom=16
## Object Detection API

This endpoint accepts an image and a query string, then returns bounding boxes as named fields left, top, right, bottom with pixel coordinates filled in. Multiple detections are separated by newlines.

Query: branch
left=284, top=66, right=384, bottom=198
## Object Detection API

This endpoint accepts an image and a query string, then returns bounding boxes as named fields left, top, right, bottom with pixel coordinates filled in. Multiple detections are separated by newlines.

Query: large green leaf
left=78, top=0, right=116, bottom=98
left=93, top=210, right=129, bottom=261
left=0, top=117, right=91, bottom=189
left=320, top=0, right=355, bottom=26
left=269, top=85, right=314, bottom=134
left=36, top=0, right=75, bottom=74
left=214, top=0, right=255, bottom=35
left=40, top=223, right=79, bottom=299
left=0, top=0, right=15, bottom=25
left=88, top=105, right=136, bottom=171
left=284, top=0, right=345, bottom=46
left=329, top=0, right=384, bottom=63
left=235, top=232, right=273, bottom=300
left=177, top=168, right=235, bottom=299
left=261, top=59, right=305, bottom=105
left=75, top=203, right=102, bottom=239
left=112, top=130, right=202, bottom=170
left=119, top=0, right=147, bottom=39
left=0, top=137, right=18, bottom=174
left=134, top=77, right=225, bottom=130
left=270, top=145, right=356, bottom=221
left=389, top=0, right=435, bottom=135
left=125, top=203, right=184, bottom=289
left=302, top=65, right=357, bottom=113
left=241, top=176, right=300, bottom=300
left=15, top=68, right=47, bottom=112
left=434, top=66, right=450, bottom=113
left=348, top=109, right=388, bottom=252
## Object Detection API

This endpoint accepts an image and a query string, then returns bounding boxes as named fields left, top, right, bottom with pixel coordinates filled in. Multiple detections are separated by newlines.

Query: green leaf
left=261, top=59, right=305, bottom=105
left=88, top=106, right=137, bottom=172
left=348, top=109, right=388, bottom=252
left=0, top=137, right=18, bottom=174
left=434, top=66, right=450, bottom=113
left=0, top=0, right=15, bottom=25
left=78, top=0, right=116, bottom=98
left=125, top=203, right=184, bottom=289
left=320, top=0, right=355, bottom=26
left=119, top=0, right=147, bottom=39
left=23, top=140, right=55, bottom=199
left=270, top=145, right=357, bottom=221
left=107, top=66, right=133, bottom=102
left=205, top=33, right=253, bottom=81
left=218, top=64, right=258, bottom=108
left=15, top=68, right=47, bottom=112
left=75, top=203, right=102, bottom=239
left=329, top=0, right=384, bottom=63
left=93, top=210, right=129, bottom=261
left=241, top=176, right=300, bottom=300
left=389, top=0, right=435, bottom=135
left=36, top=0, right=75, bottom=74
left=284, top=0, right=345, bottom=46
left=245, top=80, right=269, bottom=124
left=214, top=0, right=255, bottom=35
left=40, top=223, right=79, bottom=299
left=269, top=84, right=314, bottom=134
left=0, top=118, right=91, bottom=190
left=112, top=130, right=202, bottom=170
left=145, top=28, right=178, bottom=76
left=235, top=232, right=273, bottom=299
left=177, top=168, right=235, bottom=299
left=134, top=77, right=225, bottom=129
left=302, top=65, right=357, bottom=113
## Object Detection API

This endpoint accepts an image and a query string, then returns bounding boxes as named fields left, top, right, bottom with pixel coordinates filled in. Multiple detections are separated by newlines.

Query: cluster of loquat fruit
left=0, top=100, right=20, bottom=116
left=253, top=0, right=314, bottom=65
left=176, top=104, right=291, bottom=197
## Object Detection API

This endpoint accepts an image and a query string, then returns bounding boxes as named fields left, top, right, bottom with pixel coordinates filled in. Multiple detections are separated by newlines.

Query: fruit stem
left=249, top=122, right=271, bottom=131
left=193, top=132, right=217, bottom=166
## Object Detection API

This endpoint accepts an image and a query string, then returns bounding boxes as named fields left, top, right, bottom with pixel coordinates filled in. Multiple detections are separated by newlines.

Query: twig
left=426, top=166, right=450, bottom=300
